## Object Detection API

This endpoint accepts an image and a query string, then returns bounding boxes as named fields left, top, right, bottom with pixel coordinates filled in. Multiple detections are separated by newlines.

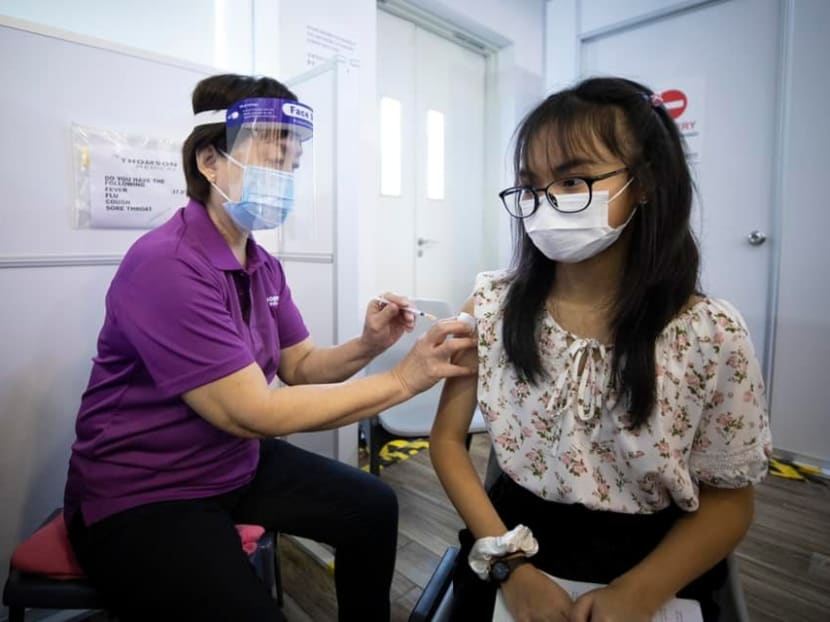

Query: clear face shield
left=198, top=98, right=314, bottom=238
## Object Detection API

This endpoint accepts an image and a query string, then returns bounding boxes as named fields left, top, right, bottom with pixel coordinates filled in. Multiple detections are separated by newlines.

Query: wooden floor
left=279, top=434, right=830, bottom=621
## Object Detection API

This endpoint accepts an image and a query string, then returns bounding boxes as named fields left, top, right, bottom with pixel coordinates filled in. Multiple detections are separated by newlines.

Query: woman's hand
left=391, top=317, right=476, bottom=395
left=360, top=292, right=416, bottom=354
left=502, top=564, right=574, bottom=622
left=569, top=582, right=657, bottom=622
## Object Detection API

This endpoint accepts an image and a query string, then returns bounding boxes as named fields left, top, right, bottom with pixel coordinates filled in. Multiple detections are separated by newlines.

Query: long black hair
left=503, top=77, right=699, bottom=427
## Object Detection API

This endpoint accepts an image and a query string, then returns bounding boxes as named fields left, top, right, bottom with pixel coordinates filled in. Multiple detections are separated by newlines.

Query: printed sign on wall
left=305, top=24, right=360, bottom=68
left=659, top=78, right=705, bottom=163
left=72, top=124, right=185, bottom=229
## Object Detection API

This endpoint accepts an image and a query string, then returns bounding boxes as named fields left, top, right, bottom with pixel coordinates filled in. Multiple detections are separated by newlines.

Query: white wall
left=274, top=0, right=378, bottom=321
left=0, top=0, right=254, bottom=72
left=267, top=0, right=375, bottom=461
left=0, top=265, right=117, bottom=616
left=409, top=0, right=545, bottom=75
left=769, top=0, right=830, bottom=465
left=546, top=0, right=714, bottom=90
left=578, top=0, right=701, bottom=33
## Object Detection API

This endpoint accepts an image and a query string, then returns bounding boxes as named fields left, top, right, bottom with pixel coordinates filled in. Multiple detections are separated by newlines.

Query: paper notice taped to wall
left=72, top=124, right=186, bottom=229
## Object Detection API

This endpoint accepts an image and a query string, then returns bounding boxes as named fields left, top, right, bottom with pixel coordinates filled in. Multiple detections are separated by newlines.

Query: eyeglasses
left=499, top=167, right=628, bottom=218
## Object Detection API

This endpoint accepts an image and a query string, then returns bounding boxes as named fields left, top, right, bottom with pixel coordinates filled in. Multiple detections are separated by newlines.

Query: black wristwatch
left=488, top=556, right=533, bottom=584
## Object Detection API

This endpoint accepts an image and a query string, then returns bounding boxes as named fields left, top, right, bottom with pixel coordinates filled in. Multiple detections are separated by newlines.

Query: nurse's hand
left=360, top=292, right=417, bottom=354
left=392, top=317, right=476, bottom=395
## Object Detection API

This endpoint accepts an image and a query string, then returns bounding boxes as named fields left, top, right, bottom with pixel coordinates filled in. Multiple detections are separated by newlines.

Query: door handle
left=747, top=230, right=767, bottom=246
left=417, top=237, right=438, bottom=247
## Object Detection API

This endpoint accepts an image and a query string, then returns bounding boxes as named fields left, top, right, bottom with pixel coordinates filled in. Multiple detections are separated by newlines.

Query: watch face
left=490, top=561, right=511, bottom=583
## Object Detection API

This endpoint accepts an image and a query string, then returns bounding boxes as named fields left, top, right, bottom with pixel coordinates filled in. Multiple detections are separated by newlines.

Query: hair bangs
left=515, top=95, right=635, bottom=182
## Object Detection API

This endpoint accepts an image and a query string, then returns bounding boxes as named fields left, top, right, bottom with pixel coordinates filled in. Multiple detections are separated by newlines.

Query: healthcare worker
left=63, top=73, right=475, bottom=622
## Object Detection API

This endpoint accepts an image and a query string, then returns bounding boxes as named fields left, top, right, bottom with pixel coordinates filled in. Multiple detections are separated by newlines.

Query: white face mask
left=522, top=178, right=635, bottom=263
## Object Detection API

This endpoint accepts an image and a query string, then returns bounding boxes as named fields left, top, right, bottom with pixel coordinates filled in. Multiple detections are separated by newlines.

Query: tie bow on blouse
left=548, top=338, right=618, bottom=424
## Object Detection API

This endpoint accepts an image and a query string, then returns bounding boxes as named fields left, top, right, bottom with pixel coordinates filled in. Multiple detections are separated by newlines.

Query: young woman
left=430, top=77, right=771, bottom=622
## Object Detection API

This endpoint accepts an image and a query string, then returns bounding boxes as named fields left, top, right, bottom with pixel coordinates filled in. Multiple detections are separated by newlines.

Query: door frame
left=546, top=0, right=794, bottom=395
left=377, top=0, right=534, bottom=275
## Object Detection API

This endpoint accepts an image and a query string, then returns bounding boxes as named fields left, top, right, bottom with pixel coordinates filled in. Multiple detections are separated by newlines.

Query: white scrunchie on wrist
left=468, top=524, right=539, bottom=580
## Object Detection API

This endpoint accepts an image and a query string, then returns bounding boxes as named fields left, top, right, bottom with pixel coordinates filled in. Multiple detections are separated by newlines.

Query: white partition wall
left=0, top=19, right=358, bottom=616
left=0, top=0, right=255, bottom=73
left=274, top=59, right=361, bottom=464
left=767, top=0, right=830, bottom=467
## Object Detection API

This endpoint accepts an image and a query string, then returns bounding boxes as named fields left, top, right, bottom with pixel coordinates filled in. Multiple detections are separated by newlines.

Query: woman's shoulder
left=473, top=269, right=512, bottom=296
left=678, top=296, right=750, bottom=333
left=129, top=235, right=189, bottom=266
left=116, top=224, right=215, bottom=288
left=256, top=251, right=291, bottom=290
left=662, top=295, right=755, bottom=355
left=251, top=242, right=283, bottom=270
left=471, top=271, right=514, bottom=324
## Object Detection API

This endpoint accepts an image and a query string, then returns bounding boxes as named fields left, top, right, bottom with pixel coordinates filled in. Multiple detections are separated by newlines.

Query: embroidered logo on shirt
left=267, top=295, right=280, bottom=308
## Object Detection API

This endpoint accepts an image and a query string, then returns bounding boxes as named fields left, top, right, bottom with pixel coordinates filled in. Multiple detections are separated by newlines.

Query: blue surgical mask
left=213, top=153, right=294, bottom=232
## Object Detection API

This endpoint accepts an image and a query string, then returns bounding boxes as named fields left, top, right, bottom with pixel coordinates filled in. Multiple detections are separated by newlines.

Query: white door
left=580, top=0, right=779, bottom=366
left=377, top=11, right=486, bottom=310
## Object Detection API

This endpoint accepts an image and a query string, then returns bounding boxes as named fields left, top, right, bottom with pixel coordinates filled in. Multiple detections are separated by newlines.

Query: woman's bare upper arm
left=277, top=336, right=315, bottom=385
left=182, top=362, right=271, bottom=438
left=432, top=296, right=479, bottom=442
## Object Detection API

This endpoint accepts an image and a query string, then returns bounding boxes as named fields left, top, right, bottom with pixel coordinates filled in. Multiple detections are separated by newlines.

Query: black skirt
left=451, top=474, right=727, bottom=621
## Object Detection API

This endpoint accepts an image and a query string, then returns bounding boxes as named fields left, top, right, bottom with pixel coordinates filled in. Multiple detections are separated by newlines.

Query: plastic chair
left=409, top=450, right=751, bottom=622
left=362, top=298, right=487, bottom=475
left=3, top=508, right=283, bottom=622
left=713, top=555, right=751, bottom=622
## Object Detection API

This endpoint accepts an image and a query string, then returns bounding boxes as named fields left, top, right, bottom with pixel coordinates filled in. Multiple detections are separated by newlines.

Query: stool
left=3, top=508, right=283, bottom=621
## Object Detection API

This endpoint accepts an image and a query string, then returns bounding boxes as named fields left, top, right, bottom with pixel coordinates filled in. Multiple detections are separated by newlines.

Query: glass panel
left=426, top=109, right=444, bottom=200
left=256, top=61, right=340, bottom=256
left=380, top=96, right=402, bottom=196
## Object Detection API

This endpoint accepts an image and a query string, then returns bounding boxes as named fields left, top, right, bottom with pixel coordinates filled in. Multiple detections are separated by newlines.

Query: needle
left=373, top=296, right=437, bottom=321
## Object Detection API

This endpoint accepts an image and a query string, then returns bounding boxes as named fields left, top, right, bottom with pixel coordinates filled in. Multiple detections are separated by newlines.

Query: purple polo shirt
left=64, top=200, right=309, bottom=525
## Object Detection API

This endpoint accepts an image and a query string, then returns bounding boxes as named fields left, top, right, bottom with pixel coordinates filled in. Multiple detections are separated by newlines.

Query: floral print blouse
left=474, top=271, right=772, bottom=514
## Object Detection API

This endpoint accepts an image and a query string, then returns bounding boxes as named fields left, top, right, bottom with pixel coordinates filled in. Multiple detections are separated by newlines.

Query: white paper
left=87, top=144, right=186, bottom=228
left=305, top=23, right=360, bottom=68
left=493, top=573, right=703, bottom=622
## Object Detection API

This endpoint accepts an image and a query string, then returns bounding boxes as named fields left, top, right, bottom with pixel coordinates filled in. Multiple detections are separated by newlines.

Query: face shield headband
left=193, top=97, right=313, bottom=141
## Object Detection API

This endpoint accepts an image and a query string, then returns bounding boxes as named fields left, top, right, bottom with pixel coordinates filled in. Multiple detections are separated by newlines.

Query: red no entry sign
left=660, top=89, right=687, bottom=119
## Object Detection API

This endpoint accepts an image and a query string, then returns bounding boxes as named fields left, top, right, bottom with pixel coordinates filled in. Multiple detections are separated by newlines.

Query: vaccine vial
left=456, top=312, right=476, bottom=331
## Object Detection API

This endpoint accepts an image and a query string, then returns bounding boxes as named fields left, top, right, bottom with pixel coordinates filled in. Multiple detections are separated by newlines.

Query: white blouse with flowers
left=474, top=271, right=772, bottom=514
